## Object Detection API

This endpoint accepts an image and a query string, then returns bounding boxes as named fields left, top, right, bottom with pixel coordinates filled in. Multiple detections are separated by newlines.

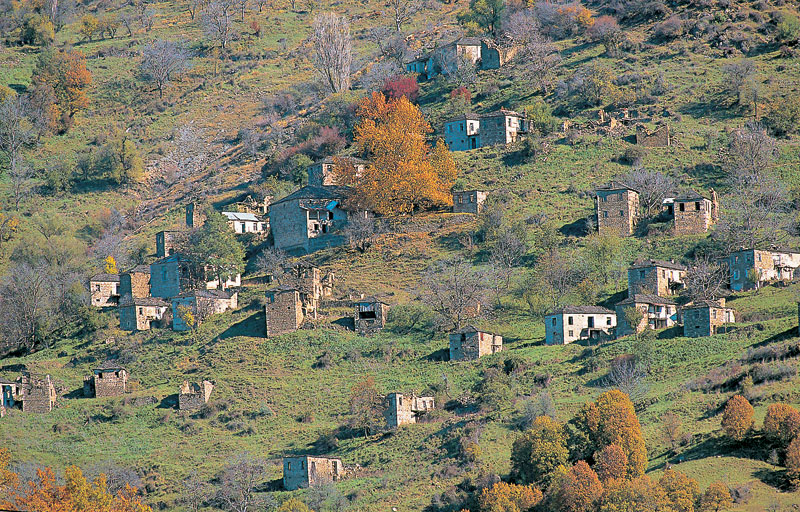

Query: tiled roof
left=124, top=265, right=151, bottom=274
left=119, top=297, right=169, bottom=307
left=271, top=185, right=350, bottom=206
left=90, top=273, right=120, bottom=282
left=617, top=294, right=677, bottom=306
left=175, top=289, right=237, bottom=300
left=94, top=360, right=126, bottom=371
left=222, top=211, right=260, bottom=222
left=548, top=305, right=615, bottom=316
left=629, top=259, right=687, bottom=271
left=596, top=181, right=638, bottom=193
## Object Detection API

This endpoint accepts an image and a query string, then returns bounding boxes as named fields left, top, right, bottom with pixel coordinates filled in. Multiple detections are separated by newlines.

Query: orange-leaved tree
left=593, top=444, right=627, bottom=483
left=698, top=482, right=732, bottom=512
left=338, top=92, right=457, bottom=215
left=786, top=436, right=800, bottom=487
left=721, top=394, right=753, bottom=442
left=478, top=481, right=542, bottom=512
left=31, top=48, right=92, bottom=131
left=658, top=468, right=699, bottom=512
left=573, top=389, right=647, bottom=478
left=550, top=460, right=603, bottom=512
left=598, top=475, right=670, bottom=512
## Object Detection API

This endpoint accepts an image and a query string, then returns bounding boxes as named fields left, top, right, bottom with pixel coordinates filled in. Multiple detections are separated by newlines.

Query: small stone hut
left=449, top=326, right=503, bottom=361
left=84, top=361, right=128, bottom=398
left=178, top=380, right=214, bottom=411
left=283, top=456, right=345, bottom=491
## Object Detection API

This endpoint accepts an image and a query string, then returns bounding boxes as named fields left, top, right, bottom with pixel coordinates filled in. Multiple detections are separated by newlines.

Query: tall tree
left=337, top=92, right=456, bottom=215
left=140, top=39, right=192, bottom=98
left=721, top=395, right=753, bottom=442
left=388, top=0, right=421, bottom=31
left=0, top=95, right=34, bottom=177
left=31, top=48, right=92, bottom=130
left=348, top=376, right=383, bottom=436
left=503, top=9, right=560, bottom=92
left=188, top=210, right=246, bottom=287
left=420, top=255, right=486, bottom=330
left=202, top=0, right=234, bottom=49
left=459, top=0, right=505, bottom=37
left=312, top=12, right=352, bottom=93
left=511, top=415, right=569, bottom=487
left=659, top=469, right=700, bottom=512
left=550, top=461, right=604, bottom=512
left=478, top=482, right=543, bottom=512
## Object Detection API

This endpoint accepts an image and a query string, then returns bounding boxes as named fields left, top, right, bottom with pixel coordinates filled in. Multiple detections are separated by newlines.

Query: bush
left=386, top=303, right=436, bottom=334
left=763, top=95, right=800, bottom=136
left=776, top=12, right=800, bottom=42
left=381, top=75, right=419, bottom=103
left=654, top=15, right=684, bottom=40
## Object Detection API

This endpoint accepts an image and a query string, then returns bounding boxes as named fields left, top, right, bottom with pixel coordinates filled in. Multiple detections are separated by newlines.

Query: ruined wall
left=636, top=125, right=670, bottom=147
left=21, top=374, right=55, bottom=413
left=270, top=200, right=309, bottom=253
left=150, top=260, right=183, bottom=298
left=674, top=199, right=713, bottom=234
left=179, top=380, right=214, bottom=411
left=449, top=332, right=503, bottom=361
left=684, top=304, right=735, bottom=337
left=93, top=370, right=128, bottom=397
left=266, top=290, right=304, bottom=336
left=480, top=114, right=523, bottom=146
left=596, top=189, right=639, bottom=236
left=120, top=272, right=150, bottom=300
left=452, top=191, right=487, bottom=214
left=90, top=280, right=119, bottom=307
left=354, top=302, right=389, bottom=334
left=628, top=267, right=685, bottom=297
left=283, top=457, right=344, bottom=491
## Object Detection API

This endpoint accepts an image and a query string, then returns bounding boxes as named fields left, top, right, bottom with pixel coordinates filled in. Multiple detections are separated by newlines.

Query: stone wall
left=683, top=302, right=735, bottom=337
left=283, top=456, right=344, bottom=491
left=354, top=302, right=389, bottom=334
left=266, top=289, right=304, bottom=336
left=480, top=113, right=523, bottom=146
left=674, top=199, right=713, bottom=234
left=120, top=272, right=150, bottom=300
left=636, top=125, right=670, bottom=147
left=596, top=189, right=639, bottom=236
left=628, top=266, right=685, bottom=297
left=21, top=374, right=55, bottom=413
left=186, top=203, right=205, bottom=228
left=270, top=200, right=309, bottom=253
left=449, top=331, right=503, bottom=361
left=156, top=231, right=179, bottom=258
left=385, top=393, right=435, bottom=428
left=453, top=190, right=487, bottom=214
left=90, top=280, right=119, bottom=307
left=545, top=313, right=616, bottom=345
left=179, top=380, right=214, bottom=411
left=93, top=369, right=128, bottom=397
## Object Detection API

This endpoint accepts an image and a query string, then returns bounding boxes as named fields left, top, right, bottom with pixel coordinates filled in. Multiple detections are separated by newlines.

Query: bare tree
left=9, top=165, right=34, bottom=210
left=436, top=51, right=477, bottom=88
left=255, top=0, right=267, bottom=11
left=621, top=167, right=676, bottom=217
left=536, top=248, right=581, bottom=310
left=140, top=39, right=193, bottom=98
left=503, top=9, right=561, bottom=92
left=490, top=228, right=527, bottom=289
left=0, top=263, right=56, bottom=355
left=180, top=470, right=209, bottom=512
left=202, top=0, right=234, bottom=49
left=343, top=212, right=379, bottom=253
left=234, top=0, right=247, bottom=21
left=215, top=454, right=266, bottom=512
left=684, top=256, right=727, bottom=302
left=0, top=95, right=34, bottom=177
left=604, top=356, right=649, bottom=405
left=368, top=27, right=407, bottom=69
left=726, top=122, right=777, bottom=183
left=188, top=0, right=204, bottom=19
left=120, top=13, right=135, bottom=36
left=421, top=256, right=486, bottom=330
left=312, top=12, right=352, bottom=93
left=721, top=59, right=757, bottom=106
left=140, top=7, right=156, bottom=32
left=255, top=247, right=289, bottom=284
left=388, top=0, right=421, bottom=31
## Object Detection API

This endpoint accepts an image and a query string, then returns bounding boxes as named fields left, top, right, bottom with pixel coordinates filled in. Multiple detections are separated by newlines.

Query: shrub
left=511, top=416, right=569, bottom=487
left=654, top=15, right=684, bottom=40
left=776, top=12, right=800, bottom=42
left=699, top=482, right=733, bottom=511
left=763, top=95, right=800, bottom=136
left=478, top=482, right=543, bottom=512
left=786, top=437, right=800, bottom=486
left=381, top=75, right=419, bottom=103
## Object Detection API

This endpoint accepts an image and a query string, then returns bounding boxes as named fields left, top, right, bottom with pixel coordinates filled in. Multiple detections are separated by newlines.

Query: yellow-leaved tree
left=336, top=92, right=457, bottom=215
left=103, top=255, right=118, bottom=274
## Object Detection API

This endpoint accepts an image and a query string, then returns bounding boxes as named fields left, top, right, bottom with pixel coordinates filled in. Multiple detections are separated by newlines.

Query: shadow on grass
left=753, top=467, right=792, bottom=491
left=747, top=326, right=798, bottom=350
left=158, top=393, right=179, bottom=409
left=219, top=311, right=266, bottom=339
left=424, top=348, right=450, bottom=362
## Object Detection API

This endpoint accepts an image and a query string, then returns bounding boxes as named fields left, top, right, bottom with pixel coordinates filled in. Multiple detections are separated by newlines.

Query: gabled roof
left=174, top=289, right=237, bottom=300
left=90, top=273, right=120, bottom=282
left=617, top=294, right=677, bottom=306
left=481, top=109, right=524, bottom=118
left=124, top=265, right=151, bottom=274
left=94, top=360, right=126, bottom=371
left=444, top=112, right=481, bottom=124
left=629, top=259, right=687, bottom=271
left=355, top=296, right=388, bottom=305
left=730, top=247, right=800, bottom=255
left=547, top=305, right=615, bottom=316
left=311, top=156, right=366, bottom=166
left=684, top=299, right=730, bottom=310
left=450, top=325, right=496, bottom=335
left=119, top=297, right=170, bottom=307
left=152, top=253, right=190, bottom=265
left=596, top=181, right=638, bottom=193
left=222, top=211, right=260, bottom=222
left=271, top=185, right=350, bottom=207
left=674, top=190, right=710, bottom=202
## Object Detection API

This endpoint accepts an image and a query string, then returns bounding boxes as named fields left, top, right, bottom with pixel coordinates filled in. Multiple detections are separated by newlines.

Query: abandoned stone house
left=186, top=202, right=206, bottom=228
left=480, top=39, right=517, bottom=69
left=178, top=380, right=214, bottom=411
left=307, top=156, right=366, bottom=187
left=444, top=110, right=527, bottom=151
left=729, top=248, right=800, bottom=291
left=405, top=37, right=482, bottom=79
left=682, top=299, right=735, bottom=338
left=119, top=297, right=170, bottom=331
left=664, top=190, right=719, bottom=235
left=171, top=290, right=238, bottom=331
left=449, top=326, right=503, bottom=361
left=89, top=273, right=120, bottom=307
left=150, top=254, right=238, bottom=299
left=615, top=294, right=678, bottom=337
left=283, top=455, right=344, bottom=491
left=452, top=190, right=488, bottom=214
left=20, top=372, right=56, bottom=413
left=635, top=124, right=670, bottom=147
left=120, top=265, right=151, bottom=301
left=84, top=362, right=128, bottom=398
left=222, top=211, right=266, bottom=235
left=385, top=393, right=435, bottom=428
left=544, top=306, right=616, bottom=345
left=354, top=297, right=390, bottom=334
left=269, top=185, right=358, bottom=254
left=627, top=259, right=686, bottom=297
left=295, top=265, right=334, bottom=304
left=265, top=286, right=310, bottom=337
left=155, top=230, right=180, bottom=258
left=595, top=182, right=640, bottom=236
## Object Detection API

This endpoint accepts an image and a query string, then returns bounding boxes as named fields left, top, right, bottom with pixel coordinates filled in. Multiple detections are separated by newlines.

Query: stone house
left=405, top=38, right=482, bottom=80
left=544, top=306, right=616, bottom=345
left=307, top=156, right=366, bottom=187
left=449, top=326, right=503, bottom=361
left=283, top=455, right=345, bottom=491
left=186, top=202, right=206, bottom=228
left=89, top=273, right=120, bottom=307
left=595, top=182, right=640, bottom=236
left=682, top=299, right=735, bottom=337
left=635, top=124, right=670, bottom=147
left=453, top=190, right=488, bottom=214
left=171, top=290, right=238, bottom=331
left=615, top=294, right=678, bottom=336
left=480, top=39, right=517, bottom=70
left=150, top=254, right=238, bottom=299
left=295, top=265, right=333, bottom=305
left=155, top=230, right=180, bottom=258
left=20, top=372, right=56, bottom=413
left=120, top=265, right=151, bottom=301
left=178, top=380, right=214, bottom=411
left=627, top=259, right=687, bottom=297
left=222, top=211, right=266, bottom=234
left=269, top=185, right=357, bottom=254
left=354, top=297, right=390, bottom=334
left=0, top=378, right=21, bottom=411
left=443, top=110, right=527, bottom=151
left=265, top=287, right=308, bottom=337
left=119, top=297, right=170, bottom=331
left=667, top=190, right=718, bottom=235
left=84, top=362, right=128, bottom=398
left=385, top=393, right=435, bottom=428
left=729, top=248, right=800, bottom=291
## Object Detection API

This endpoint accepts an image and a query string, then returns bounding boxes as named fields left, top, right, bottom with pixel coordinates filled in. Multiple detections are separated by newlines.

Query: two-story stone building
left=89, top=273, right=120, bottom=307
left=449, top=326, right=503, bottom=361
left=443, top=110, right=527, bottom=151
left=307, top=156, right=366, bottom=187
left=595, top=182, right=640, bottom=236
left=669, top=190, right=719, bottom=235
left=171, top=290, right=238, bottom=331
left=615, top=294, right=678, bottom=336
left=265, top=286, right=307, bottom=337
left=729, top=248, right=800, bottom=291
left=544, top=306, right=617, bottom=345
left=20, top=372, right=56, bottom=413
left=452, top=190, right=488, bottom=214
left=283, top=455, right=345, bottom=491
left=682, top=299, right=736, bottom=337
left=120, top=265, right=151, bottom=301
left=84, top=362, right=128, bottom=398
left=119, top=297, right=171, bottom=331
left=385, top=393, right=435, bottom=428
left=627, top=259, right=686, bottom=297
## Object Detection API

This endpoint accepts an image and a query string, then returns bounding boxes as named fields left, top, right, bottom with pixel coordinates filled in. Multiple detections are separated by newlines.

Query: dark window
left=588, top=316, right=594, bottom=328
left=603, top=211, right=608, bottom=218
left=620, top=210, right=624, bottom=216
left=640, top=270, right=646, bottom=278
left=568, top=316, right=574, bottom=325
left=359, top=311, right=377, bottom=319
left=679, top=203, right=685, bottom=212
left=695, top=201, right=701, bottom=211
left=607, top=317, right=612, bottom=325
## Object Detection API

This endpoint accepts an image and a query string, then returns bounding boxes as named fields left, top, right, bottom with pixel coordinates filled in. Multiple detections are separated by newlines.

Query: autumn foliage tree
left=593, top=444, right=627, bottom=483
left=698, top=482, right=732, bottom=512
left=31, top=48, right=92, bottom=132
left=598, top=475, right=669, bottom=512
left=786, top=436, right=800, bottom=486
left=550, top=461, right=603, bottom=512
left=348, top=376, right=383, bottom=436
left=658, top=469, right=700, bottom=512
left=721, top=395, right=753, bottom=442
left=478, top=481, right=543, bottom=512
left=511, top=415, right=569, bottom=487
left=381, top=75, right=419, bottom=102
left=572, top=390, right=647, bottom=478
left=764, top=403, right=796, bottom=440
left=337, top=92, right=457, bottom=215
